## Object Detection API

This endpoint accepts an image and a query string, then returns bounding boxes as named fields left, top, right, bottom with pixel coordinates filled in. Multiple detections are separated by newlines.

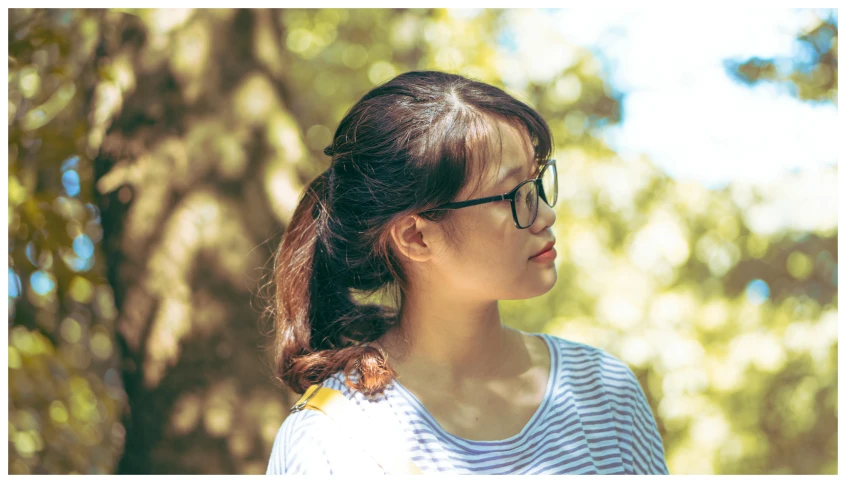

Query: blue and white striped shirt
left=266, top=332, right=669, bottom=475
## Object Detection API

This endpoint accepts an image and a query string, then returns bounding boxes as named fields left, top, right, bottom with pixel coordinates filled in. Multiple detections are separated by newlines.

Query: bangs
left=460, top=111, right=552, bottom=200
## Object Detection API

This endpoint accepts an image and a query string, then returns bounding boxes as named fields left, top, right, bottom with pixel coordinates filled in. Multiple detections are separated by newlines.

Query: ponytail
left=272, top=170, right=398, bottom=395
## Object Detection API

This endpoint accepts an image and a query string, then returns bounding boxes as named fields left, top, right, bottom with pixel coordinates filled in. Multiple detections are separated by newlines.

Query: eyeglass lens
left=515, top=182, right=538, bottom=227
left=515, top=163, right=557, bottom=227
left=540, top=162, right=557, bottom=207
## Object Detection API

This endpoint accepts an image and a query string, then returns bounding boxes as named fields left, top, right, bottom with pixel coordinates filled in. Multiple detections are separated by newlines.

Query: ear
left=388, top=214, right=438, bottom=263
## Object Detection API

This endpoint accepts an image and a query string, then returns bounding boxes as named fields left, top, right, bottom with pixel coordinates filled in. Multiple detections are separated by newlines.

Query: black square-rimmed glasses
left=419, top=159, right=558, bottom=229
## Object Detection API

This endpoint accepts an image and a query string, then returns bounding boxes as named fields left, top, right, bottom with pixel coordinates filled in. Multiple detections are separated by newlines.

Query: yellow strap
left=293, top=384, right=321, bottom=408
left=292, top=384, right=423, bottom=475
left=296, top=384, right=341, bottom=413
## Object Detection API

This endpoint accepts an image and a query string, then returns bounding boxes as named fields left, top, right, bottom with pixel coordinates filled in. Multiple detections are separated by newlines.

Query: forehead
left=464, top=119, right=535, bottom=196
left=493, top=122, right=535, bottom=173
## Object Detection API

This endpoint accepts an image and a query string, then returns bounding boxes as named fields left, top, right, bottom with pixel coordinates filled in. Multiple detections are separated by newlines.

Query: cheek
left=452, top=213, right=556, bottom=298
left=446, top=215, right=528, bottom=283
left=452, top=209, right=516, bottom=257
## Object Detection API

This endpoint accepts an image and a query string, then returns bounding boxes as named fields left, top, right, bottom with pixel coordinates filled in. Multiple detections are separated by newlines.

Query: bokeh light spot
left=68, top=276, right=94, bottom=303
left=29, top=270, right=55, bottom=296
left=72, top=234, right=95, bottom=259
left=342, top=44, right=368, bottom=69
left=90, top=331, right=114, bottom=360
left=19, top=66, right=41, bottom=98
left=61, top=155, right=79, bottom=172
left=11, top=326, right=34, bottom=354
left=9, top=347, right=22, bottom=369
left=60, top=317, right=82, bottom=344
left=25, top=242, right=38, bottom=266
left=745, top=279, right=771, bottom=305
left=95, top=285, right=118, bottom=321
left=84, top=203, right=101, bottom=223
left=786, top=251, right=813, bottom=280
left=14, top=432, right=36, bottom=456
left=286, top=28, right=313, bottom=54
left=9, top=268, right=22, bottom=298
left=368, top=60, right=397, bottom=85
left=49, top=401, right=69, bottom=424
left=553, top=73, right=582, bottom=105
left=62, top=170, right=81, bottom=197
left=305, top=124, right=332, bottom=151
left=62, top=249, right=95, bottom=272
left=746, top=234, right=769, bottom=258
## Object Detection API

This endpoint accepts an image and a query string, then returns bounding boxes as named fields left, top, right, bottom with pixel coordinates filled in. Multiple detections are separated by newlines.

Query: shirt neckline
left=389, top=331, right=558, bottom=447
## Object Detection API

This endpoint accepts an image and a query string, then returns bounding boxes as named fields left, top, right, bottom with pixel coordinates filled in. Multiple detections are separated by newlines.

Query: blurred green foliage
left=725, top=11, right=837, bottom=104
left=7, top=8, right=837, bottom=475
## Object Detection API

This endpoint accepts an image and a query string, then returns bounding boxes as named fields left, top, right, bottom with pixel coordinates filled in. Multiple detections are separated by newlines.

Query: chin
left=514, top=268, right=558, bottom=300
left=534, top=269, right=558, bottom=296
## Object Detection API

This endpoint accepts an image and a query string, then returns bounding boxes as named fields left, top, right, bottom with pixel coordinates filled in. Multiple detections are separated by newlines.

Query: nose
left=530, top=196, right=556, bottom=233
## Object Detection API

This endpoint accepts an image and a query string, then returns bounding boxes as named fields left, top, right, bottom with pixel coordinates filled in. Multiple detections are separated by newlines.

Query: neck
left=375, top=288, right=522, bottom=386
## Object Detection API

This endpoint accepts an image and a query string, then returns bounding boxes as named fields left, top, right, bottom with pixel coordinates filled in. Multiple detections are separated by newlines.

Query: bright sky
left=527, top=8, right=838, bottom=188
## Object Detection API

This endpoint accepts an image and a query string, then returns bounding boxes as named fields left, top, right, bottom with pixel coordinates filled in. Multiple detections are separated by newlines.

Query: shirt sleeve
left=266, top=410, right=333, bottom=475
left=266, top=406, right=389, bottom=475
left=623, top=366, right=670, bottom=475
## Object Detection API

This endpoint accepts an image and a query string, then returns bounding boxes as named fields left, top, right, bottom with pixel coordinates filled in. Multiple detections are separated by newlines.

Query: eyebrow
left=497, top=160, right=540, bottom=186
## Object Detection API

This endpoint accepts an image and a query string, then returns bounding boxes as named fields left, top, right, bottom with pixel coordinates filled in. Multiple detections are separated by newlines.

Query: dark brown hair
left=269, top=71, right=552, bottom=395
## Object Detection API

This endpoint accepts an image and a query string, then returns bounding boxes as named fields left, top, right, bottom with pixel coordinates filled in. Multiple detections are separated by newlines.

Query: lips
left=530, top=240, right=556, bottom=258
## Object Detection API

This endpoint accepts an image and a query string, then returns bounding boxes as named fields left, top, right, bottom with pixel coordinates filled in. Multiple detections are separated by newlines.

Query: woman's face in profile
left=429, top=120, right=558, bottom=302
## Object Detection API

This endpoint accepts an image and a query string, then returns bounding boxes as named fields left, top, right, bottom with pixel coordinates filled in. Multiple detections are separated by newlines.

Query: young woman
left=265, top=71, right=668, bottom=475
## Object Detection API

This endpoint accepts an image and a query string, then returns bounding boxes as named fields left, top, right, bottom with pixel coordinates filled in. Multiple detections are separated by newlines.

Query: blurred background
left=6, top=8, right=837, bottom=475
